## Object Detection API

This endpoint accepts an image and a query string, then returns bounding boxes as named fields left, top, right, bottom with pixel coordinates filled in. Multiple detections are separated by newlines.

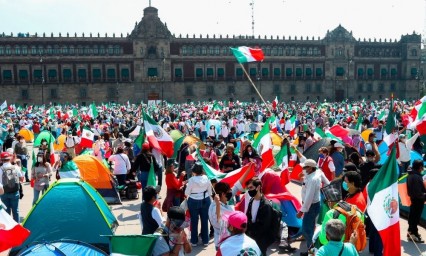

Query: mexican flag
left=367, top=147, right=400, bottom=256
left=143, top=111, right=174, bottom=158
left=288, top=115, right=297, bottom=137
left=80, top=126, right=94, bottom=148
left=147, top=161, right=157, bottom=187
left=87, top=103, right=98, bottom=119
left=0, top=203, right=30, bottom=252
left=355, top=114, right=363, bottom=132
left=408, top=96, right=426, bottom=134
left=274, top=145, right=290, bottom=186
left=328, top=125, right=349, bottom=139
left=253, top=117, right=274, bottom=172
left=382, top=99, right=398, bottom=148
left=272, top=96, right=278, bottom=110
left=230, top=46, right=264, bottom=63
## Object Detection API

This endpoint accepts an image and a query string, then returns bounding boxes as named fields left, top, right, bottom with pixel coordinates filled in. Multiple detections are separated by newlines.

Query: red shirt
left=345, top=191, right=367, bottom=212
left=32, top=123, right=40, bottom=134
left=165, top=172, right=184, bottom=190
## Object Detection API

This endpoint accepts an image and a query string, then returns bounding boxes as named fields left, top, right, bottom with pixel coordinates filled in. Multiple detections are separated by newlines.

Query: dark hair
left=245, top=177, right=262, bottom=188
left=61, top=152, right=72, bottom=160
left=365, top=150, right=375, bottom=157
left=142, top=186, right=157, bottom=202
left=192, top=162, right=203, bottom=175
left=412, top=159, right=424, bottom=172
left=167, top=206, right=185, bottom=220
left=369, top=168, right=380, bottom=180
left=116, top=147, right=124, bottom=154
left=349, top=152, right=361, bottom=167
left=214, top=182, right=230, bottom=196
left=344, top=171, right=362, bottom=189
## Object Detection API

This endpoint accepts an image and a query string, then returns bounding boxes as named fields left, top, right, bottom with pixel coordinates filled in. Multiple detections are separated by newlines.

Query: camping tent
left=73, top=155, right=121, bottom=204
left=16, top=240, right=108, bottom=256
left=10, top=179, right=118, bottom=255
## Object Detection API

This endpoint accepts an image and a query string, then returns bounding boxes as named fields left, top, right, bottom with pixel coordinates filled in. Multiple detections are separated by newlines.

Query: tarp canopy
left=16, top=240, right=108, bottom=256
left=11, top=179, right=118, bottom=254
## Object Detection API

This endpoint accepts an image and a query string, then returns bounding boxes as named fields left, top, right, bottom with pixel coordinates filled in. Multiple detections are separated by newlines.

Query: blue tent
left=10, top=179, right=118, bottom=254
left=16, top=240, right=108, bottom=256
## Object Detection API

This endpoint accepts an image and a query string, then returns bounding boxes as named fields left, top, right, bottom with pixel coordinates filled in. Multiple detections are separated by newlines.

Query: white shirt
left=65, top=136, right=79, bottom=147
left=219, top=234, right=261, bottom=256
left=234, top=181, right=260, bottom=223
left=301, top=170, right=322, bottom=213
left=208, top=201, right=234, bottom=246
left=397, top=133, right=419, bottom=163
left=108, top=153, right=131, bottom=175
left=151, top=207, right=165, bottom=227
left=184, top=175, right=212, bottom=200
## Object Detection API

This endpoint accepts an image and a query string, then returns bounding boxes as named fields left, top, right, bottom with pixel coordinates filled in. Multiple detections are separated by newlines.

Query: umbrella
left=347, top=129, right=361, bottom=136
left=34, top=130, right=55, bottom=147
left=170, top=130, right=184, bottom=142
left=53, top=134, right=66, bottom=151
left=302, top=138, right=332, bottom=160
left=18, top=128, right=34, bottom=142
left=183, top=135, right=205, bottom=150
left=361, top=129, right=373, bottom=142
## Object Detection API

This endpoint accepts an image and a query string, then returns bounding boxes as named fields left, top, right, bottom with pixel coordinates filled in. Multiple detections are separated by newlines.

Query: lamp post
left=162, top=56, right=165, bottom=106
left=39, top=52, right=44, bottom=105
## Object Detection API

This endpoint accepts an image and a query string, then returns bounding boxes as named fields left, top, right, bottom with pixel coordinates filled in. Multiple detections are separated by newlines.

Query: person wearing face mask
left=219, top=144, right=241, bottom=174
left=330, top=142, right=345, bottom=178
left=241, top=144, right=262, bottom=175
left=31, top=152, right=52, bottom=205
left=140, top=185, right=165, bottom=235
left=316, top=219, right=359, bottom=256
left=317, top=147, right=335, bottom=181
left=152, top=206, right=192, bottom=256
left=14, top=135, right=29, bottom=182
left=216, top=211, right=261, bottom=256
left=53, top=152, right=80, bottom=179
left=201, top=142, right=219, bottom=170
left=343, top=171, right=366, bottom=212
left=297, top=159, right=322, bottom=256
left=397, top=132, right=419, bottom=176
left=359, top=150, right=380, bottom=190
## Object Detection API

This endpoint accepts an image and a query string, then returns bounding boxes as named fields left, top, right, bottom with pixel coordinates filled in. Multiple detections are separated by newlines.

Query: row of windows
left=0, top=67, right=130, bottom=83
left=0, top=45, right=123, bottom=56
left=19, top=87, right=118, bottom=100
left=357, top=48, right=402, bottom=58
left=336, top=67, right=400, bottom=78
left=357, top=83, right=397, bottom=92
left=180, top=46, right=322, bottom=57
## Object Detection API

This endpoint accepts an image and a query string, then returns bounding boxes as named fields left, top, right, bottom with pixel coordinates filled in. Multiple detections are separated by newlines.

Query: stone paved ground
left=2, top=145, right=426, bottom=255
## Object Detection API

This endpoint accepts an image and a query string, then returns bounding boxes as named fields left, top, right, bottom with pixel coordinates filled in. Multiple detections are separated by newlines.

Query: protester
left=219, top=143, right=241, bottom=173
left=14, top=135, right=29, bottom=182
left=163, top=160, right=186, bottom=212
left=54, top=152, right=80, bottom=179
left=316, top=219, right=359, bottom=256
left=131, top=143, right=158, bottom=189
left=343, top=171, right=366, bottom=212
left=407, top=159, right=426, bottom=243
left=31, top=151, right=52, bottom=205
left=330, top=142, right=345, bottom=177
left=108, top=147, right=131, bottom=186
left=141, top=185, right=164, bottom=235
left=64, top=130, right=79, bottom=158
left=398, top=133, right=419, bottom=176
left=317, top=147, right=335, bottom=181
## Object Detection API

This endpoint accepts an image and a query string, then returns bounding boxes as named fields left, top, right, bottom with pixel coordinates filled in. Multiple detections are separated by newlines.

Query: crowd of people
left=0, top=98, right=425, bottom=255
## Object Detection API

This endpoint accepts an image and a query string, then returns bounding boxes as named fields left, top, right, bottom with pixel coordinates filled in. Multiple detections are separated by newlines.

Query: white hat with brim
left=301, top=159, right=317, bottom=168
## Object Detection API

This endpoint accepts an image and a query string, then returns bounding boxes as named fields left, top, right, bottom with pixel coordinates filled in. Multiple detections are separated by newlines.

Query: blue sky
left=0, top=0, right=424, bottom=41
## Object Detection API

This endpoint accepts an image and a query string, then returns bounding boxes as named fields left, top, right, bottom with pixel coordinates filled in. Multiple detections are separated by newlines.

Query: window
left=5, top=46, right=11, bottom=55
left=367, top=68, right=374, bottom=77
left=206, top=68, right=214, bottom=77
left=78, top=69, right=87, bottom=82
left=0, top=46, right=5, bottom=55
left=62, top=46, right=69, bottom=55
left=46, top=45, right=53, bottom=55
left=174, top=68, right=182, bottom=77
left=195, top=68, right=203, bottom=78
left=99, top=46, right=105, bottom=55
left=121, top=68, right=130, bottom=81
left=48, top=69, right=57, bottom=81
left=217, top=68, right=224, bottom=77
left=182, top=46, right=187, bottom=56
left=411, top=67, right=418, bottom=78
left=107, top=45, right=113, bottom=55
left=63, top=69, right=72, bottom=82
left=249, top=68, right=257, bottom=76
left=50, top=88, right=58, bottom=99
left=236, top=68, right=243, bottom=76
left=209, top=47, right=214, bottom=55
left=33, top=69, right=42, bottom=82
left=357, top=68, right=364, bottom=77
left=273, top=68, right=281, bottom=77
left=228, top=85, right=235, bottom=94
left=21, top=89, right=29, bottom=100
left=114, top=45, right=121, bottom=55
left=18, top=70, right=28, bottom=80
left=206, top=85, right=214, bottom=95
left=107, top=68, right=116, bottom=81
left=53, top=45, right=60, bottom=55
left=22, top=46, right=28, bottom=55
left=381, top=68, right=387, bottom=78
left=295, top=68, right=303, bottom=77
left=92, top=68, right=102, bottom=82
left=336, top=67, right=345, bottom=76
left=357, top=84, right=363, bottom=92
left=262, top=68, right=269, bottom=77
left=69, top=46, right=75, bottom=55
left=315, top=68, right=322, bottom=77
left=286, top=68, right=293, bottom=77
left=15, top=46, right=21, bottom=55
left=215, top=46, right=220, bottom=55
left=79, top=88, right=87, bottom=98
left=315, top=84, right=322, bottom=93
left=201, top=46, right=207, bottom=55
left=31, top=46, right=37, bottom=55
left=2, top=70, right=12, bottom=81
left=187, top=46, right=193, bottom=55
left=305, top=68, right=312, bottom=77
left=305, top=84, right=312, bottom=93
left=93, top=45, right=99, bottom=55
left=185, top=86, right=194, bottom=96
left=390, top=68, right=397, bottom=77
left=148, top=68, right=158, bottom=77
left=412, top=49, right=418, bottom=56
left=84, top=46, right=90, bottom=55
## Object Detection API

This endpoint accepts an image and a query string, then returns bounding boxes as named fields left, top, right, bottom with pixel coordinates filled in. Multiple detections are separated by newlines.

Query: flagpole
left=239, top=63, right=269, bottom=108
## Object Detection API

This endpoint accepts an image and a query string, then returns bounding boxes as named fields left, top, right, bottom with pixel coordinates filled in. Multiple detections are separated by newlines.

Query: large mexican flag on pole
left=142, top=111, right=174, bottom=158
left=367, top=146, right=400, bottom=256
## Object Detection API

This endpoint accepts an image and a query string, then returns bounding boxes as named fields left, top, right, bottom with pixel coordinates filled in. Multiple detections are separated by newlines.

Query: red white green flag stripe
left=230, top=46, right=264, bottom=63
left=253, top=116, right=275, bottom=172
left=0, top=203, right=30, bottom=252
left=142, top=111, right=174, bottom=158
left=367, top=147, right=400, bottom=256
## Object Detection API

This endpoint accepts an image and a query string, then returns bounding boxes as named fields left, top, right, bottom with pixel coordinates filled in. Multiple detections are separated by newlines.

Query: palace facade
left=0, top=6, right=422, bottom=105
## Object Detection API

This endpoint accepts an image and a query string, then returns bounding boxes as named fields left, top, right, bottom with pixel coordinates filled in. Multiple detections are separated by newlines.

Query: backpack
left=2, top=166, right=20, bottom=193
left=333, top=201, right=367, bottom=252
left=267, top=199, right=283, bottom=241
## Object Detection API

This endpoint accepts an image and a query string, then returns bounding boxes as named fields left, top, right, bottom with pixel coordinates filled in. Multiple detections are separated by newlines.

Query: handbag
left=180, top=198, right=188, bottom=212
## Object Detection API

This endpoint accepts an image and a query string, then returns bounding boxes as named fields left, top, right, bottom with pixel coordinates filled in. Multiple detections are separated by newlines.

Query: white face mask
left=248, top=151, right=253, bottom=155
left=37, top=157, right=43, bottom=162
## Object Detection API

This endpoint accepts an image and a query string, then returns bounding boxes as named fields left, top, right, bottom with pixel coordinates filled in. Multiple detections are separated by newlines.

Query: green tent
left=11, top=179, right=118, bottom=254
left=109, top=235, right=158, bottom=256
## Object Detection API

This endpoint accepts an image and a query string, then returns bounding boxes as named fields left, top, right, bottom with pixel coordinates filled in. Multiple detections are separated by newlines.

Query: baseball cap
left=301, top=159, right=317, bottom=168
left=399, top=134, right=406, bottom=139
left=334, top=142, right=344, bottom=148
left=226, top=211, right=247, bottom=230
left=1, top=152, right=12, bottom=160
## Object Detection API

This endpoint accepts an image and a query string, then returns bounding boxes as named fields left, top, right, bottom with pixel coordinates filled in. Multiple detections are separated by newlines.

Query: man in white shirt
left=398, top=133, right=420, bottom=175
left=297, top=159, right=322, bottom=256
left=64, top=131, right=79, bottom=158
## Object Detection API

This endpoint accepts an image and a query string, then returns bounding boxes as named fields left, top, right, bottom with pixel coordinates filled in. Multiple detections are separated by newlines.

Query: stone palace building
left=0, top=5, right=422, bottom=105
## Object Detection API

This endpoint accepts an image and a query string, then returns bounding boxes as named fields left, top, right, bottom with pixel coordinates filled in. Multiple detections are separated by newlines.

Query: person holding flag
left=131, top=143, right=159, bottom=189
left=407, top=159, right=426, bottom=243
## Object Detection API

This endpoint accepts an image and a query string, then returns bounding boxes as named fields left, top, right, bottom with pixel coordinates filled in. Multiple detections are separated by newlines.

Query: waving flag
left=143, top=111, right=174, bottom=158
left=408, top=96, right=426, bottom=134
left=79, top=126, right=94, bottom=148
left=367, top=147, right=400, bottom=256
left=272, top=96, right=278, bottom=110
left=253, top=117, right=274, bottom=172
left=0, top=203, right=30, bottom=252
left=231, top=46, right=264, bottom=63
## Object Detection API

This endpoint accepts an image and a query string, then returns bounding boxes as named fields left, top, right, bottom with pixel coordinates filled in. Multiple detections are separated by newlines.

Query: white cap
left=301, top=159, right=317, bottom=168
left=334, top=142, right=344, bottom=148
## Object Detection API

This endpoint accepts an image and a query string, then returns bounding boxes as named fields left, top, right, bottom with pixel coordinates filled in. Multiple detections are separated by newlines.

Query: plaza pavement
left=2, top=145, right=426, bottom=255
